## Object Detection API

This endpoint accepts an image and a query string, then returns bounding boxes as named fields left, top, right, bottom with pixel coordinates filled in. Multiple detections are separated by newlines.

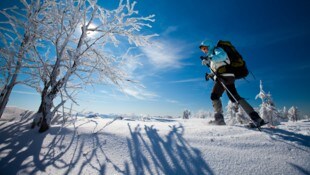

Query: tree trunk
left=0, top=71, right=20, bottom=118
left=0, top=85, right=13, bottom=118
left=31, top=101, right=43, bottom=129
left=39, top=82, right=62, bottom=133
left=37, top=83, right=50, bottom=132
left=0, top=34, right=28, bottom=118
left=38, top=98, right=51, bottom=133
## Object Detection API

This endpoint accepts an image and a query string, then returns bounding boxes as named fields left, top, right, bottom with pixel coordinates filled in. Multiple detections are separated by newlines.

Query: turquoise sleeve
left=211, top=47, right=228, bottom=63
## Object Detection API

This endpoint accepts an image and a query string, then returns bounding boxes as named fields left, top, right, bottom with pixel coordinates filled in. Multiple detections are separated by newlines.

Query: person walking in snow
left=199, top=40, right=266, bottom=127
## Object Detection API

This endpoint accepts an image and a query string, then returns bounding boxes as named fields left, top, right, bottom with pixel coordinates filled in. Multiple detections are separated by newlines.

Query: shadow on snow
left=1, top=115, right=310, bottom=175
left=125, top=123, right=214, bottom=175
left=0, top=118, right=214, bottom=175
left=264, top=128, right=310, bottom=150
left=0, top=118, right=78, bottom=175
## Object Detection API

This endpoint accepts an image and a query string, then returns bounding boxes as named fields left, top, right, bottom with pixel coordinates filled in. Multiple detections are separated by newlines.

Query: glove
left=200, top=56, right=211, bottom=66
left=205, top=73, right=215, bottom=81
left=200, top=56, right=209, bottom=60
left=201, top=59, right=210, bottom=66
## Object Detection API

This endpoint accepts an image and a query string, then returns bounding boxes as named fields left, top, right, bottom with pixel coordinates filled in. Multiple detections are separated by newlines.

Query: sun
left=86, top=23, right=98, bottom=37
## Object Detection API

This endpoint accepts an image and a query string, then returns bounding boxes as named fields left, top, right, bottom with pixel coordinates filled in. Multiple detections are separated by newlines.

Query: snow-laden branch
left=0, top=0, right=53, bottom=118
left=22, top=0, right=158, bottom=132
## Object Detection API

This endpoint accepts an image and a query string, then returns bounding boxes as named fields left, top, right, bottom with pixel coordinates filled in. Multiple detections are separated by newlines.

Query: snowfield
left=0, top=107, right=309, bottom=175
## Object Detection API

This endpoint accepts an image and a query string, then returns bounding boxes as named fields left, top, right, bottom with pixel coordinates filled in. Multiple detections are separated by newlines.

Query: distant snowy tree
left=276, top=106, right=289, bottom=122
left=26, top=0, right=157, bottom=132
left=288, top=106, right=299, bottom=122
left=258, top=103, right=281, bottom=126
left=183, top=109, right=191, bottom=119
left=0, top=0, right=51, bottom=118
left=281, top=106, right=288, bottom=119
left=255, top=80, right=275, bottom=106
left=255, top=80, right=281, bottom=126
left=193, top=109, right=212, bottom=119
left=225, top=101, right=249, bottom=125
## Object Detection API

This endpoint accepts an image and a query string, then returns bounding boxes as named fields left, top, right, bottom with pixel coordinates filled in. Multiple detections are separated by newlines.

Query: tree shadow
left=0, top=115, right=107, bottom=175
left=125, top=123, right=214, bottom=175
left=0, top=115, right=136, bottom=175
left=1, top=117, right=215, bottom=175
left=0, top=118, right=76, bottom=175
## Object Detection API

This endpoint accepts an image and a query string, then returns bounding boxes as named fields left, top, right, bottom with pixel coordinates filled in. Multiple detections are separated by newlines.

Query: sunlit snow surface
left=0, top=107, right=309, bottom=175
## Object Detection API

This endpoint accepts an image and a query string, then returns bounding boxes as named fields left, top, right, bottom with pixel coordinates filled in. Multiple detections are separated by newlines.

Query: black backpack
left=216, top=40, right=249, bottom=79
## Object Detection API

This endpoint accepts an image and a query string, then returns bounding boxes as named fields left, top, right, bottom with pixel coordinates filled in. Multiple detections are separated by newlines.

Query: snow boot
left=247, top=112, right=268, bottom=128
left=209, top=113, right=226, bottom=125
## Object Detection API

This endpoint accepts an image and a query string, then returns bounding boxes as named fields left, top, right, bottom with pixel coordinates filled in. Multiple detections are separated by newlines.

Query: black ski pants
left=210, top=76, right=241, bottom=102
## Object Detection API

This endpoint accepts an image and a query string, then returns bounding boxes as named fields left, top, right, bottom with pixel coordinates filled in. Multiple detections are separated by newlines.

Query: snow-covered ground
left=0, top=107, right=309, bottom=175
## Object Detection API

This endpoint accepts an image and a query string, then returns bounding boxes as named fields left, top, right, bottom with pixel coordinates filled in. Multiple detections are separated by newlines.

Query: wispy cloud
left=166, top=99, right=179, bottom=104
left=120, top=47, right=143, bottom=77
left=140, top=41, right=186, bottom=69
left=162, top=26, right=178, bottom=36
left=122, top=87, right=159, bottom=100
left=170, top=78, right=203, bottom=83
left=140, top=27, right=191, bottom=69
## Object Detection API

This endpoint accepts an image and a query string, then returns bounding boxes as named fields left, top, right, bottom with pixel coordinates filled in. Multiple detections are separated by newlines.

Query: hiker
left=199, top=40, right=266, bottom=127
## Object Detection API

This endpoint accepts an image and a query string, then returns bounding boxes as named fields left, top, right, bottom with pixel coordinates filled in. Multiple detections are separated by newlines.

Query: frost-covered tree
left=255, top=80, right=275, bottom=106
left=0, top=0, right=51, bottom=118
left=225, top=101, right=249, bottom=125
left=255, top=80, right=281, bottom=126
left=28, top=0, right=157, bottom=132
left=276, top=106, right=289, bottom=122
left=281, top=106, right=288, bottom=120
left=193, top=109, right=212, bottom=119
left=258, top=104, right=281, bottom=126
left=288, top=106, right=299, bottom=122
left=183, top=109, right=191, bottom=119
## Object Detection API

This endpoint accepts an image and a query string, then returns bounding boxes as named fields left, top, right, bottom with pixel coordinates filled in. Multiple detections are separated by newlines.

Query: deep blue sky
left=3, top=0, right=310, bottom=116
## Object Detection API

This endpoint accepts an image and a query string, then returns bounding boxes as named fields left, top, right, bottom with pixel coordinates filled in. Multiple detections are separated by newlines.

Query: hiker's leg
left=210, top=81, right=226, bottom=124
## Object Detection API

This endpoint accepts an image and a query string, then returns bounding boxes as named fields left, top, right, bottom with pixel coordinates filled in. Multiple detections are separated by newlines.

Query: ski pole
left=200, top=56, right=260, bottom=129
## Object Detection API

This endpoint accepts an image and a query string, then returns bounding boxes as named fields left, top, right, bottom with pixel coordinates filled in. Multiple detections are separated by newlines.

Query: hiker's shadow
left=264, top=128, right=310, bottom=152
left=125, top=123, right=214, bottom=175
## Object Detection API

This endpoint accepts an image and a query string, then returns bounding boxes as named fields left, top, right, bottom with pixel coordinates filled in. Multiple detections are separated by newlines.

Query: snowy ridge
left=78, top=112, right=176, bottom=122
left=0, top=107, right=309, bottom=175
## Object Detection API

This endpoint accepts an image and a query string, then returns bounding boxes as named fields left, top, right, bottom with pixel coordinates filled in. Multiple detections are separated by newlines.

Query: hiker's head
left=199, top=40, right=214, bottom=54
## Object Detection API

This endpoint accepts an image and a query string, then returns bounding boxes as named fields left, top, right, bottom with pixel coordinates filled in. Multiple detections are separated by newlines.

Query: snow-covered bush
left=225, top=101, right=250, bottom=125
left=259, top=104, right=281, bottom=126
left=183, top=109, right=191, bottom=119
left=193, top=109, right=212, bottom=119
left=288, top=106, right=299, bottom=122
left=280, top=107, right=289, bottom=120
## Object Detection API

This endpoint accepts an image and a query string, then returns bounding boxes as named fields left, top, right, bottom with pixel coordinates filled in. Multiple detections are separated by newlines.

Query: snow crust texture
left=0, top=108, right=309, bottom=175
